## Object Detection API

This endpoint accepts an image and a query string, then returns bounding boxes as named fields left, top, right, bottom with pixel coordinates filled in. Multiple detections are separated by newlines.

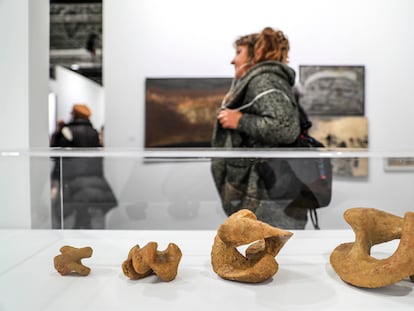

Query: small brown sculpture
left=54, top=246, right=93, bottom=276
left=330, top=208, right=414, bottom=288
left=122, top=242, right=182, bottom=282
left=211, top=209, right=293, bottom=283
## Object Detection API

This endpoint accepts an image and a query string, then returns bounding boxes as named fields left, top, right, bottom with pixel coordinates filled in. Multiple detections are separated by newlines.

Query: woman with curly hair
left=211, top=27, right=314, bottom=229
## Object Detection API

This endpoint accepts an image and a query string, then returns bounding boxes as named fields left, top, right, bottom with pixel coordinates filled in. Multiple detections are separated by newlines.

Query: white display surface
left=0, top=229, right=413, bottom=310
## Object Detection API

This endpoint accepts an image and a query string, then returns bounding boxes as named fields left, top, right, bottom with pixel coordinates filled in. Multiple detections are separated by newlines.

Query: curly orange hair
left=234, top=27, right=290, bottom=64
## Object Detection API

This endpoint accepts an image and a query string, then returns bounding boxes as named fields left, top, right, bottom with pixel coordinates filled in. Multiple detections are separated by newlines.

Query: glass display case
left=0, top=148, right=413, bottom=310
left=1, top=148, right=413, bottom=230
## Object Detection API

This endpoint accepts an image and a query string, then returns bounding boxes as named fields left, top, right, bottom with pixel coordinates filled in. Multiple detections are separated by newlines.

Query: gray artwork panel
left=299, top=65, right=365, bottom=116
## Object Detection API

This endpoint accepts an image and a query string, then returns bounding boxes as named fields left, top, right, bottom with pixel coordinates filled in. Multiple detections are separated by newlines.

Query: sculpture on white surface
left=122, top=242, right=182, bottom=282
left=54, top=245, right=93, bottom=276
left=330, top=207, right=414, bottom=288
left=211, top=209, right=293, bottom=283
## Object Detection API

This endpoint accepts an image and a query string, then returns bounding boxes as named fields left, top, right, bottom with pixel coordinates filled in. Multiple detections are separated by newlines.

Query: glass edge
left=2, top=147, right=414, bottom=158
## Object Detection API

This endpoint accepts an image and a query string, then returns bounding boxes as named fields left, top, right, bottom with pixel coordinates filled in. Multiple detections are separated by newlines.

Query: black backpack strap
left=309, top=208, right=320, bottom=230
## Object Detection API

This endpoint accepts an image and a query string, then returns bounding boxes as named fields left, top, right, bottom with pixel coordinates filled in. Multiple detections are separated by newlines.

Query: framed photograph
left=299, top=65, right=365, bottom=116
left=309, top=116, right=369, bottom=177
left=384, top=158, right=414, bottom=172
left=145, top=78, right=232, bottom=147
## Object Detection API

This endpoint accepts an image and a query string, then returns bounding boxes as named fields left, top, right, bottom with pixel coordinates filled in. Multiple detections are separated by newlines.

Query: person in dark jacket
left=211, top=27, right=311, bottom=229
left=51, top=104, right=117, bottom=229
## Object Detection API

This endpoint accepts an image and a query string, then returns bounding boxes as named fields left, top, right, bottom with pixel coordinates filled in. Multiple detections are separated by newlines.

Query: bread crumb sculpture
left=211, top=209, right=293, bottom=283
left=330, top=207, right=414, bottom=288
left=122, top=242, right=182, bottom=282
left=54, top=246, right=93, bottom=276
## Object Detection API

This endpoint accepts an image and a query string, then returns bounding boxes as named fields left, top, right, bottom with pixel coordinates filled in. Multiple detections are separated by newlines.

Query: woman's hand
left=217, top=109, right=242, bottom=129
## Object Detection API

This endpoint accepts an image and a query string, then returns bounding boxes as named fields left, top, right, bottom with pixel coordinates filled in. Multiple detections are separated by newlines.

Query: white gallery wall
left=103, top=0, right=414, bottom=229
left=0, top=0, right=50, bottom=228
left=104, top=0, right=414, bottom=150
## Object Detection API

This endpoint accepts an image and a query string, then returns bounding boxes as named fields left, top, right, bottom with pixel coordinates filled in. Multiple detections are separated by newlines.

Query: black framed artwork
left=145, top=78, right=232, bottom=148
left=299, top=65, right=365, bottom=116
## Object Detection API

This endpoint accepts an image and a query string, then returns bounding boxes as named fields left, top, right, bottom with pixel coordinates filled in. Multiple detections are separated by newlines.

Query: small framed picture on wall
left=384, top=157, right=414, bottom=172
left=299, top=65, right=365, bottom=116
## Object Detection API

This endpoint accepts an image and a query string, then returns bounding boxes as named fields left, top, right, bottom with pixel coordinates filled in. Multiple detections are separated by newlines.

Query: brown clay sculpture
left=330, top=207, right=414, bottom=288
left=122, top=242, right=182, bottom=282
left=54, top=245, right=93, bottom=276
left=211, top=209, right=293, bottom=283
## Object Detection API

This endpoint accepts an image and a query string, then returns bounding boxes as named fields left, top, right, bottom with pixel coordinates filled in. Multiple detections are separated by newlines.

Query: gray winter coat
left=211, top=61, right=307, bottom=228
left=212, top=61, right=300, bottom=149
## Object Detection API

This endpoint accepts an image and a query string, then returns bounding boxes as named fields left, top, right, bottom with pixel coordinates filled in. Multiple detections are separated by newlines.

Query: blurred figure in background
left=50, top=103, right=117, bottom=229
